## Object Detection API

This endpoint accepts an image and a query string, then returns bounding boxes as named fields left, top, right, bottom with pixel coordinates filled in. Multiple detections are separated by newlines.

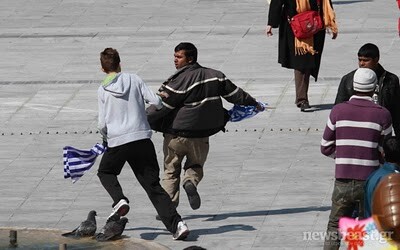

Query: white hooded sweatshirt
left=98, top=72, right=162, bottom=147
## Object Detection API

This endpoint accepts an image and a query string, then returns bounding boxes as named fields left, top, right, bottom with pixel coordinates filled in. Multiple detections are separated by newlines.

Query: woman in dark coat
left=266, top=0, right=338, bottom=111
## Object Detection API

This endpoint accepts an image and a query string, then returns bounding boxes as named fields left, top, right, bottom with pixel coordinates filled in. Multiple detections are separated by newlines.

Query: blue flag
left=228, top=102, right=267, bottom=122
left=63, top=143, right=106, bottom=183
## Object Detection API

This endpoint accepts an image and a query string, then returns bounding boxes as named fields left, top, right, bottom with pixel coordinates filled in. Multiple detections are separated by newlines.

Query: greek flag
left=228, top=102, right=267, bottom=122
left=63, top=143, right=106, bottom=183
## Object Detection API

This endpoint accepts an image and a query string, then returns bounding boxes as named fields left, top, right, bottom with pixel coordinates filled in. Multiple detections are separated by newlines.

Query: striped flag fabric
left=63, top=143, right=106, bottom=183
left=228, top=102, right=267, bottom=122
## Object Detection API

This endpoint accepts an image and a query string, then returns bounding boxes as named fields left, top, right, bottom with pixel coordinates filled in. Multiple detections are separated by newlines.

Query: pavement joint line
left=0, top=128, right=326, bottom=136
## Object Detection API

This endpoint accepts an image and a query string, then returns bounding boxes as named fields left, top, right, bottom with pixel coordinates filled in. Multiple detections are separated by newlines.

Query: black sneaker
left=183, top=181, right=201, bottom=210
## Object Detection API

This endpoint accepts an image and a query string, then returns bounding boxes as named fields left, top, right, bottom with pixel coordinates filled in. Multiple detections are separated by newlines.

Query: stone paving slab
left=0, top=0, right=399, bottom=249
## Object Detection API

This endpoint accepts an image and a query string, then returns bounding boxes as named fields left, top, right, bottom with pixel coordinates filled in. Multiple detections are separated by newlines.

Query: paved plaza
left=0, top=0, right=399, bottom=249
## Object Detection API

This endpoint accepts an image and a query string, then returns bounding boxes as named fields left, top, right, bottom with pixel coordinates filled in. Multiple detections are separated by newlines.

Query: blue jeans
left=323, top=179, right=365, bottom=250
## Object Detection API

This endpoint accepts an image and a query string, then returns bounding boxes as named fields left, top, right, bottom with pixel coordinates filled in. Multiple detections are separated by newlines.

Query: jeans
left=323, top=179, right=365, bottom=250
left=97, top=139, right=181, bottom=233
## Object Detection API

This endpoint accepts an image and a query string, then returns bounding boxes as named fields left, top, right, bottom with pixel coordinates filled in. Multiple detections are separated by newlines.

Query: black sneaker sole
left=183, top=181, right=201, bottom=210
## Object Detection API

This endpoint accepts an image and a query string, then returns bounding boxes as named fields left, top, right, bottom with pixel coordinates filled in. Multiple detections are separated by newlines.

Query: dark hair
left=182, top=246, right=207, bottom=250
left=100, top=48, right=120, bottom=73
left=175, top=42, right=198, bottom=63
left=383, top=136, right=400, bottom=163
left=357, top=43, right=380, bottom=59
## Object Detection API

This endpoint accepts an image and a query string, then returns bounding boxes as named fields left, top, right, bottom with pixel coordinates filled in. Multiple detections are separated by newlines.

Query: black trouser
left=98, top=138, right=181, bottom=233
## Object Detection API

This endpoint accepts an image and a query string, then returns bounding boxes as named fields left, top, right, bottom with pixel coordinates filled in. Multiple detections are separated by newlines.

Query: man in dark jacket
left=147, top=42, right=263, bottom=211
left=335, top=43, right=400, bottom=136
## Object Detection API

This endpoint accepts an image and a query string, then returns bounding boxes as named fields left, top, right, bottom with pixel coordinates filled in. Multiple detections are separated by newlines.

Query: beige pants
left=162, top=134, right=209, bottom=207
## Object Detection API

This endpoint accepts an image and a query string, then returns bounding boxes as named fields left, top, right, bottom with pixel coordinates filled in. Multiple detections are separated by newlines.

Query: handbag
left=288, top=0, right=324, bottom=39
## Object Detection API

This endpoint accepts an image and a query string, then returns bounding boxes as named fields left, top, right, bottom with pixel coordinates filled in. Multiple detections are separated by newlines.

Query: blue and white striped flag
left=63, top=143, right=106, bottom=183
left=228, top=102, right=267, bottom=122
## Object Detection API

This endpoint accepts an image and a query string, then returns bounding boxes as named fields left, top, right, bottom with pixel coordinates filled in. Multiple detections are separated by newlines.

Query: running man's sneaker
left=183, top=180, right=201, bottom=210
left=108, top=199, right=130, bottom=219
left=172, top=221, right=189, bottom=240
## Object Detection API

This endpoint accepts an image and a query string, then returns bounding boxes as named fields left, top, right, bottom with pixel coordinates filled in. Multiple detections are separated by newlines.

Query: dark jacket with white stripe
left=147, top=62, right=258, bottom=138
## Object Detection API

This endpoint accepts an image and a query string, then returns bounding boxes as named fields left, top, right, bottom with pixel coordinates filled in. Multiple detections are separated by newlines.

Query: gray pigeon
left=95, top=214, right=128, bottom=241
left=62, top=210, right=97, bottom=238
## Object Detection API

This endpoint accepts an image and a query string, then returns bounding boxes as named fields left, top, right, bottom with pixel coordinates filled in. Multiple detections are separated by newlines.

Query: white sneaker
left=108, top=199, right=129, bottom=219
left=172, top=221, right=189, bottom=240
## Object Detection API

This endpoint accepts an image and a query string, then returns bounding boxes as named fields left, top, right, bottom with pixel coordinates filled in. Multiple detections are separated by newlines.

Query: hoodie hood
left=101, top=73, right=129, bottom=97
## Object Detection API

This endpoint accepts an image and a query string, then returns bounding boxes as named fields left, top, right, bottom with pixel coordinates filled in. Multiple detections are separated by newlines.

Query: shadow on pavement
left=134, top=224, right=256, bottom=241
left=124, top=206, right=330, bottom=241
left=184, top=206, right=331, bottom=221
left=311, top=103, right=334, bottom=112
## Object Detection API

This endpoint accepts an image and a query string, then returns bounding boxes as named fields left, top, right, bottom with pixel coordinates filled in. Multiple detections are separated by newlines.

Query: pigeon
left=95, top=213, right=129, bottom=241
left=62, top=210, right=97, bottom=238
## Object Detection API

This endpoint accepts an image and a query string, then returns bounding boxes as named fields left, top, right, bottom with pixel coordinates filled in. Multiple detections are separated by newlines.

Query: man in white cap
left=320, top=68, right=392, bottom=250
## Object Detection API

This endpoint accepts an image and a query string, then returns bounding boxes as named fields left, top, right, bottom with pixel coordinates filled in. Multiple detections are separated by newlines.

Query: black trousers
left=98, top=138, right=181, bottom=233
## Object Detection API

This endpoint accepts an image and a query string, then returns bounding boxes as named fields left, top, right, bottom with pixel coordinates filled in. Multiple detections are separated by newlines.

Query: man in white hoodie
left=97, top=48, right=189, bottom=240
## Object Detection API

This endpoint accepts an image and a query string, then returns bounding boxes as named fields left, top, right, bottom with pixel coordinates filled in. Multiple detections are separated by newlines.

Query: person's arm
left=146, top=84, right=179, bottom=125
left=139, top=78, right=163, bottom=110
left=265, top=0, right=283, bottom=36
left=327, top=0, right=338, bottom=39
left=267, top=0, right=283, bottom=28
left=388, top=75, right=400, bottom=136
left=146, top=105, right=173, bottom=125
left=378, top=109, right=393, bottom=162
left=220, top=76, right=258, bottom=107
left=97, top=88, right=107, bottom=141
left=320, top=113, right=336, bottom=158
left=334, top=74, right=352, bottom=105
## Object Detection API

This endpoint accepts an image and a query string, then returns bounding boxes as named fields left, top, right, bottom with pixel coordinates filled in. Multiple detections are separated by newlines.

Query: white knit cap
left=353, top=68, right=377, bottom=93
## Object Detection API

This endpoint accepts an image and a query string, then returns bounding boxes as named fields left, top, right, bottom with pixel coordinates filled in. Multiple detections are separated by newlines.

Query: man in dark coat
left=147, top=42, right=263, bottom=211
left=335, top=43, right=400, bottom=136
left=266, top=0, right=337, bottom=111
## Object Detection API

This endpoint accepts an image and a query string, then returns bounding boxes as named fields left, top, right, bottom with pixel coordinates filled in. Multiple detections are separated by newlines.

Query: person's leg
left=162, top=134, right=186, bottom=207
left=353, top=180, right=366, bottom=219
left=182, top=137, right=209, bottom=185
left=323, top=180, right=355, bottom=250
left=97, top=145, right=129, bottom=207
left=181, top=137, right=209, bottom=210
left=294, top=69, right=311, bottom=108
left=127, top=139, right=183, bottom=234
